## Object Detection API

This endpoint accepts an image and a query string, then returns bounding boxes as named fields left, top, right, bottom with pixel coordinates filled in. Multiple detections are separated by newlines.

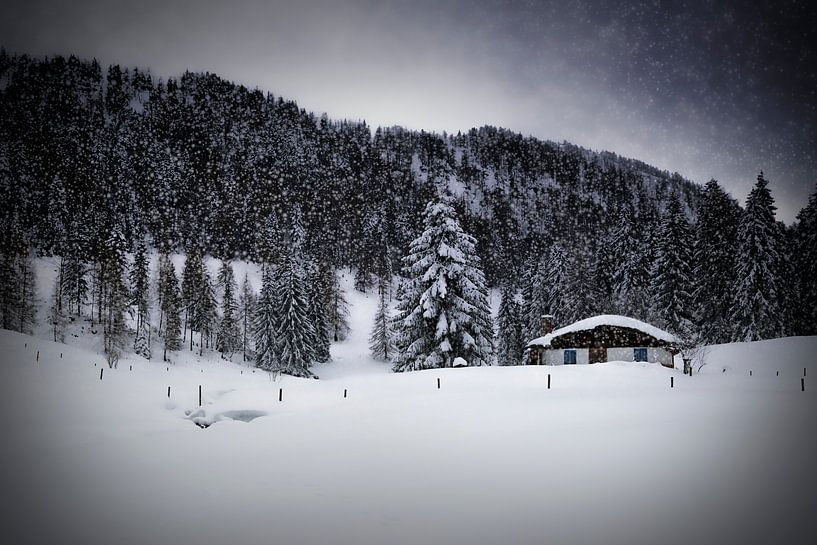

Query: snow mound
left=527, top=314, right=677, bottom=347
left=188, top=408, right=268, bottom=428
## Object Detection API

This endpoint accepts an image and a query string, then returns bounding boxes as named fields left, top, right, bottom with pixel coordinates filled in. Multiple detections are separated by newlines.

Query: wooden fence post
left=547, top=374, right=551, bottom=389
left=437, top=378, right=440, bottom=389
left=279, top=388, right=282, bottom=402
left=99, top=368, right=104, bottom=381
left=199, top=385, right=202, bottom=406
left=670, top=376, right=674, bottom=388
left=167, top=386, right=171, bottom=398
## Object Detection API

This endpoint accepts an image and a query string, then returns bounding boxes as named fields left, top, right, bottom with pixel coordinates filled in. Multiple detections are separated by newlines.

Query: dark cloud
left=2, top=0, right=815, bottom=220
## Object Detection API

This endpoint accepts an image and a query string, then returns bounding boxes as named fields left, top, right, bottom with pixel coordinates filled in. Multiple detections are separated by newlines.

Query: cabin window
left=634, top=348, right=648, bottom=362
left=564, top=349, right=577, bottom=365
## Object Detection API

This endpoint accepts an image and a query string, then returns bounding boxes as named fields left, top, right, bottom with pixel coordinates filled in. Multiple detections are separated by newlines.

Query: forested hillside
left=1, top=51, right=815, bottom=356
left=0, top=52, right=702, bottom=279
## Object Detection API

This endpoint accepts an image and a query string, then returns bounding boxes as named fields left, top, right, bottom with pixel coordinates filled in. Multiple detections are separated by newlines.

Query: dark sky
left=2, top=0, right=815, bottom=221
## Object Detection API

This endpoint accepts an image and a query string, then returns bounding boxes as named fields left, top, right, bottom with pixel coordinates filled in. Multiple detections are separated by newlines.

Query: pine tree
left=194, top=270, right=217, bottom=356
left=0, top=250, right=18, bottom=331
left=792, top=186, right=817, bottom=335
left=156, top=252, right=172, bottom=334
left=238, top=272, right=256, bottom=362
left=497, top=285, right=525, bottom=365
left=692, top=180, right=740, bottom=343
left=48, top=273, right=67, bottom=343
left=608, top=210, right=636, bottom=314
left=524, top=255, right=549, bottom=341
left=620, top=194, right=660, bottom=321
left=101, top=230, right=127, bottom=368
left=328, top=268, right=350, bottom=341
left=732, top=173, right=785, bottom=341
left=16, top=248, right=37, bottom=335
left=369, top=279, right=394, bottom=361
left=393, top=195, right=494, bottom=371
left=253, top=264, right=279, bottom=371
left=162, top=263, right=182, bottom=361
left=560, top=247, right=602, bottom=324
left=650, top=193, right=694, bottom=335
left=305, top=261, right=331, bottom=363
left=180, top=249, right=204, bottom=350
left=542, top=245, right=568, bottom=324
left=354, top=266, right=372, bottom=293
left=273, top=251, right=316, bottom=377
left=62, top=253, right=88, bottom=317
left=215, top=261, right=241, bottom=359
left=130, top=241, right=151, bottom=359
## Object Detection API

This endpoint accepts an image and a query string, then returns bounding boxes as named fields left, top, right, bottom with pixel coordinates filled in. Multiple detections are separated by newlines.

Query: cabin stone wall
left=531, top=348, right=589, bottom=365
left=607, top=347, right=674, bottom=367
left=530, top=346, right=674, bottom=367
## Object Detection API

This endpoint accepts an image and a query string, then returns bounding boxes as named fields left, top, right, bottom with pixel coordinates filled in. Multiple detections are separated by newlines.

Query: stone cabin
left=525, top=314, right=679, bottom=367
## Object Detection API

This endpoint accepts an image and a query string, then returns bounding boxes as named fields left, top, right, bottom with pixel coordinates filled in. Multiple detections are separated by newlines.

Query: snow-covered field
left=1, top=259, right=816, bottom=545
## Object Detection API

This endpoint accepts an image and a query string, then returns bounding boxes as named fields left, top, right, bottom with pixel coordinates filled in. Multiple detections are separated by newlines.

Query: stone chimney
left=542, top=314, right=555, bottom=335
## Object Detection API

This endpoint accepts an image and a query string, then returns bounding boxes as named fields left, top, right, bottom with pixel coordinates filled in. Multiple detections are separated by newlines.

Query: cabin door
left=589, top=347, right=607, bottom=364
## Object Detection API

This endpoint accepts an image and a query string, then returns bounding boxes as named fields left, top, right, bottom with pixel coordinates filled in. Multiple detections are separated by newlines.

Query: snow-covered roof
left=527, top=315, right=677, bottom=348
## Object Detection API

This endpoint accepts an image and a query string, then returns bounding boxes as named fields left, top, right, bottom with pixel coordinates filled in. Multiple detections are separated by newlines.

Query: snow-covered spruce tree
left=369, top=279, right=394, bottom=361
left=621, top=192, right=661, bottom=321
left=560, top=247, right=603, bottom=325
left=732, top=173, right=786, bottom=341
left=272, top=249, right=316, bottom=377
left=305, top=260, right=331, bottom=364
left=156, top=252, right=172, bottom=334
left=193, top=270, right=217, bottom=356
left=542, top=245, right=568, bottom=323
left=692, top=180, right=740, bottom=343
left=608, top=210, right=637, bottom=314
left=49, top=273, right=67, bottom=343
left=162, top=264, right=182, bottom=362
left=215, top=261, right=241, bottom=359
left=497, top=285, right=526, bottom=366
left=650, top=193, right=694, bottom=336
left=101, top=230, right=128, bottom=368
left=238, top=272, right=256, bottom=362
left=130, top=241, right=151, bottom=359
left=62, top=252, right=88, bottom=317
left=0, top=250, right=18, bottom=331
left=327, top=266, right=350, bottom=341
left=393, top=195, right=494, bottom=371
left=180, top=249, right=204, bottom=350
left=592, top=237, right=616, bottom=314
left=523, top=255, right=549, bottom=341
left=354, top=266, right=373, bottom=293
left=16, top=247, right=37, bottom=335
left=252, top=264, right=279, bottom=371
left=792, top=186, right=817, bottom=335
left=0, top=215, right=26, bottom=331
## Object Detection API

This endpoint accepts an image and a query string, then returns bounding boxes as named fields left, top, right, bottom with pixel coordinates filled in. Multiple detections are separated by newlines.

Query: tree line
left=1, top=50, right=815, bottom=371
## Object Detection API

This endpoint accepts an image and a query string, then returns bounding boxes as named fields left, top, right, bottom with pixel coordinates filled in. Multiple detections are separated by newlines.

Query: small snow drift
left=188, top=408, right=268, bottom=428
left=526, top=314, right=678, bottom=367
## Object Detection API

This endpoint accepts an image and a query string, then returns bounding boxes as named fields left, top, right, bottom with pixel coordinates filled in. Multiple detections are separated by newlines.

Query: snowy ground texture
left=2, top=266, right=816, bottom=545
